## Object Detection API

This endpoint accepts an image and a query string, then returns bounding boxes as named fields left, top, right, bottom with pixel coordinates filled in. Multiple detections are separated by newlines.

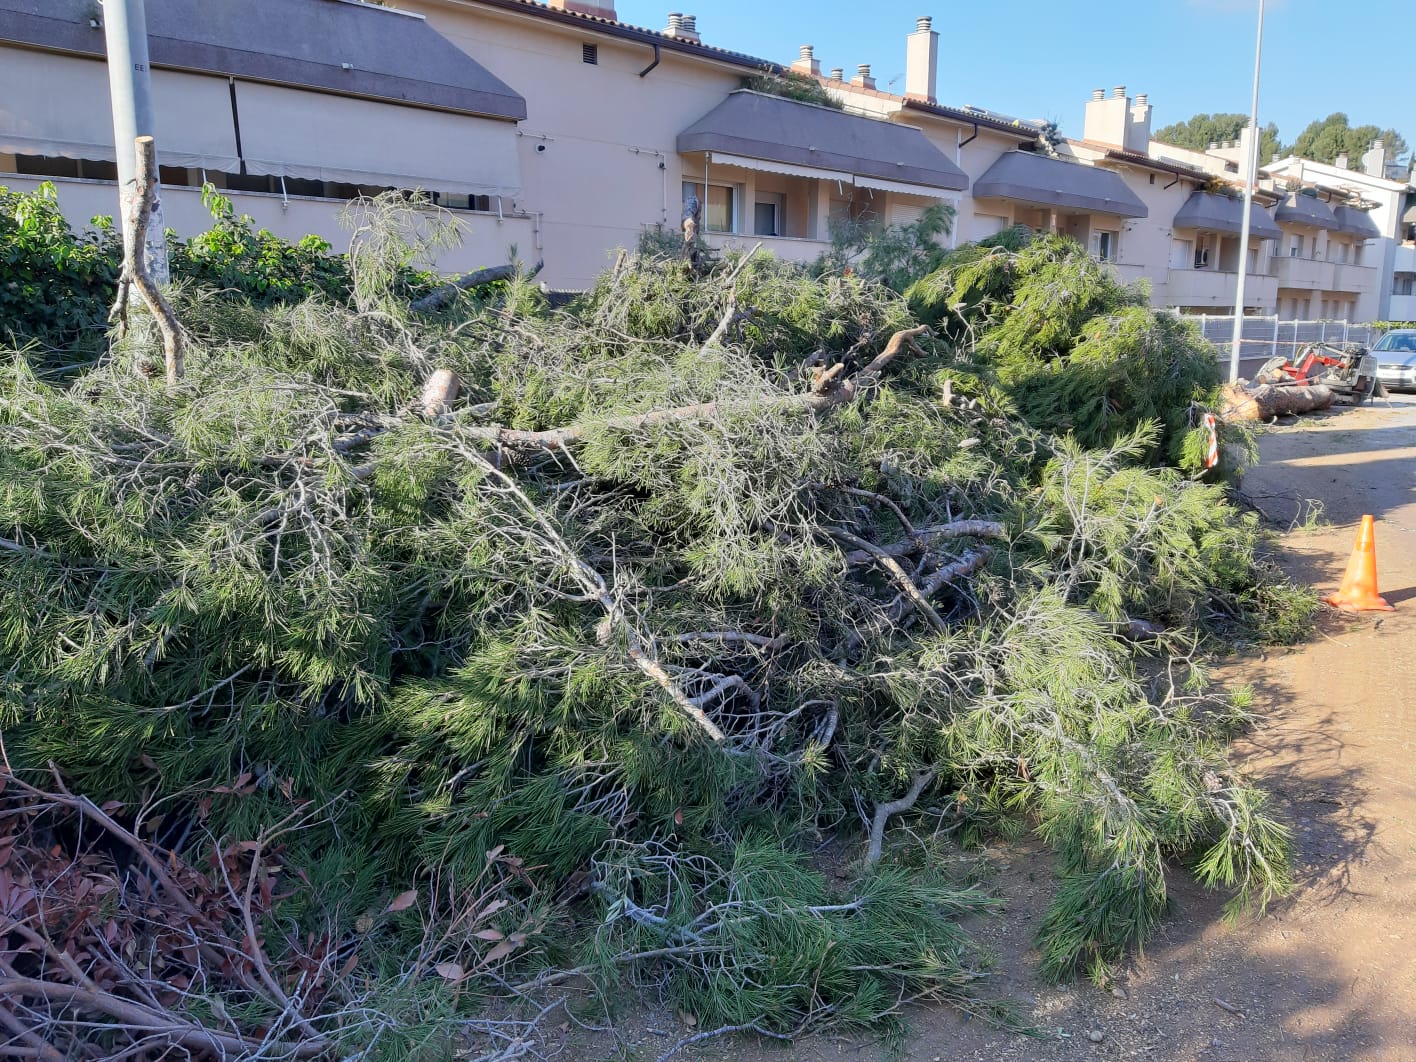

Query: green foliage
left=1288, top=112, right=1407, bottom=168
left=742, top=68, right=844, bottom=110
left=0, top=218, right=1305, bottom=1044
left=907, top=232, right=1221, bottom=465
left=818, top=202, right=958, bottom=291
left=0, top=183, right=441, bottom=371
left=0, top=181, right=119, bottom=358
left=168, top=185, right=354, bottom=305
left=1153, top=113, right=1281, bottom=165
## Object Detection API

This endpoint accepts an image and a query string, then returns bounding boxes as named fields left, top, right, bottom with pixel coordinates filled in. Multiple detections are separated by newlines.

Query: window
left=1170, top=239, right=1193, bottom=270
left=1193, top=235, right=1214, bottom=269
left=1248, top=245, right=1261, bottom=272
left=1090, top=229, right=1117, bottom=262
left=683, top=181, right=735, bottom=233
left=14, top=154, right=118, bottom=181
left=582, top=43, right=598, bottom=65
left=1395, top=274, right=1415, bottom=296
left=1289, top=235, right=1303, bottom=258
left=435, top=193, right=494, bottom=212
left=753, top=194, right=784, bottom=237
left=973, top=214, right=1009, bottom=240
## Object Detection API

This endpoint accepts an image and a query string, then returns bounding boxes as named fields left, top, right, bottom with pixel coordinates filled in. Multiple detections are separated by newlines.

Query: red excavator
left=1254, top=342, right=1381, bottom=404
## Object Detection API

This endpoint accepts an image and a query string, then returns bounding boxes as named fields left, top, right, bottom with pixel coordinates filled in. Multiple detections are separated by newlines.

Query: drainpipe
left=638, top=41, right=661, bottom=78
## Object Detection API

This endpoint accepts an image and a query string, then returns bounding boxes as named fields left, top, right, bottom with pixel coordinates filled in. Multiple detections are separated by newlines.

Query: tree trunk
left=1221, top=382, right=1334, bottom=422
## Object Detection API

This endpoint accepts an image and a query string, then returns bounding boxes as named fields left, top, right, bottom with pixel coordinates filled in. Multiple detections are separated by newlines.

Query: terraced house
left=3, top=0, right=1411, bottom=320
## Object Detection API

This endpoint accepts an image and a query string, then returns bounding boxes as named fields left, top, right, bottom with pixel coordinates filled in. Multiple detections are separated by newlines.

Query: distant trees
left=1288, top=113, right=1408, bottom=169
left=1153, top=113, right=1281, bottom=165
left=1155, top=112, right=1409, bottom=171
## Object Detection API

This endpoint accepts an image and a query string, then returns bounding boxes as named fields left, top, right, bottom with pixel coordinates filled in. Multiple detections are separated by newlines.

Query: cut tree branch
left=410, top=262, right=537, bottom=315
left=867, top=769, right=938, bottom=863
left=109, top=136, right=185, bottom=385
left=840, top=520, right=1007, bottom=567
left=462, top=325, right=932, bottom=452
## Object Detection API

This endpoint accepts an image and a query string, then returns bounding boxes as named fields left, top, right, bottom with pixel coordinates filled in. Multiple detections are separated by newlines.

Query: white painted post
left=1228, top=0, right=1267, bottom=383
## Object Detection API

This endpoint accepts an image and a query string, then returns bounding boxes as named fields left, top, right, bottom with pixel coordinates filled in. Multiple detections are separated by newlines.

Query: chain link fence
left=1173, top=314, right=1385, bottom=378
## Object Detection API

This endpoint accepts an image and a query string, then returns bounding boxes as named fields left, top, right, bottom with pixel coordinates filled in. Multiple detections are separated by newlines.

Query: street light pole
left=1228, top=0, right=1266, bottom=383
left=102, top=0, right=169, bottom=283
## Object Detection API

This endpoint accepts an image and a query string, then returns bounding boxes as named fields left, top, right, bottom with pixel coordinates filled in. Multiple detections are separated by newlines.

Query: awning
left=0, top=0, right=526, bottom=121
left=234, top=81, right=520, bottom=197
left=1332, top=205, right=1381, bottom=240
left=1273, top=194, right=1341, bottom=231
left=704, top=152, right=852, bottom=185
left=678, top=90, right=969, bottom=193
left=0, top=47, right=240, bottom=170
left=853, top=174, right=958, bottom=200
left=972, top=151, right=1147, bottom=218
left=1172, top=190, right=1282, bottom=241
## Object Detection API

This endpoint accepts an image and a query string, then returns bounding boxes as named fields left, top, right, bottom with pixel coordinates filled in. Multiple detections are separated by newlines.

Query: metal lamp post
left=102, top=0, right=169, bottom=283
left=1228, top=0, right=1267, bottom=383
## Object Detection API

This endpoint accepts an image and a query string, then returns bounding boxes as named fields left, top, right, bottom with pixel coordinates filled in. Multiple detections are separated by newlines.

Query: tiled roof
left=900, top=98, right=1043, bottom=139
left=463, top=0, right=785, bottom=74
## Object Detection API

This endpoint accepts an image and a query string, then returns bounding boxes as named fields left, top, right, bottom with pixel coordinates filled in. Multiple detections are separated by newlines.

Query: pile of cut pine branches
left=0, top=199, right=1309, bottom=1058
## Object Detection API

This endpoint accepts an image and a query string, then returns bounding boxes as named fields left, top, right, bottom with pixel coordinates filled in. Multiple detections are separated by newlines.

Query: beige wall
left=0, top=172, right=534, bottom=274
left=398, top=0, right=747, bottom=288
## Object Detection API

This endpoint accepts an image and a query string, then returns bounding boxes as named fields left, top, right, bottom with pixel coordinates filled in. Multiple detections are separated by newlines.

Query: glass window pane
left=754, top=201, right=778, bottom=236
left=706, top=185, right=733, bottom=232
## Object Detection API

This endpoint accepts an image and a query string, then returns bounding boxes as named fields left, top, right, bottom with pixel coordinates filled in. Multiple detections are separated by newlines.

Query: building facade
left=3, top=0, right=1412, bottom=321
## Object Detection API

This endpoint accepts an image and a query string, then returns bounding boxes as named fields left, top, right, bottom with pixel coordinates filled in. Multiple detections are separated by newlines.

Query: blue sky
left=614, top=0, right=1410, bottom=152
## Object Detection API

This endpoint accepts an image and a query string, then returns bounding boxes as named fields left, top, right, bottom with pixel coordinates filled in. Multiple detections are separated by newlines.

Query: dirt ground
left=593, top=392, right=1416, bottom=1062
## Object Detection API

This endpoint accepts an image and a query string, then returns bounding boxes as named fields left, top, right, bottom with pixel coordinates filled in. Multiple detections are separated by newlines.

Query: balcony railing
left=1273, top=256, right=1333, bottom=290
left=1165, top=267, right=1277, bottom=308
left=1330, top=261, right=1378, bottom=295
left=1389, top=293, right=1416, bottom=321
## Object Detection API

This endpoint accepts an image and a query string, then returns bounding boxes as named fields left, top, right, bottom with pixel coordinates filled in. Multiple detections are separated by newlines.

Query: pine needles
left=0, top=199, right=1310, bottom=1054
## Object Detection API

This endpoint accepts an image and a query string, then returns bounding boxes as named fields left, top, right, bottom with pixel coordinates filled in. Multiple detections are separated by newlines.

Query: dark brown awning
left=678, top=90, right=969, bottom=193
left=971, top=151, right=1147, bottom=218
left=1173, top=191, right=1283, bottom=241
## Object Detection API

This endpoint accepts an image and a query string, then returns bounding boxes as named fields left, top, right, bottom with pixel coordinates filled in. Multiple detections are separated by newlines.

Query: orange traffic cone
left=1324, top=515, right=1393, bottom=612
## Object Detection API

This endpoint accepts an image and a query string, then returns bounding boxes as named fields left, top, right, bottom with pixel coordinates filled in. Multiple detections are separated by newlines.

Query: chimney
left=1125, top=92, right=1151, bottom=153
left=904, top=15, right=938, bottom=104
left=1363, top=138, right=1389, bottom=178
left=1335, top=151, right=1349, bottom=170
left=829, top=67, right=844, bottom=82
left=546, top=0, right=617, bottom=19
left=1084, top=84, right=1130, bottom=148
left=665, top=12, right=682, bottom=34
left=852, top=63, right=875, bottom=90
left=681, top=14, right=698, bottom=37
left=791, top=44, right=821, bottom=78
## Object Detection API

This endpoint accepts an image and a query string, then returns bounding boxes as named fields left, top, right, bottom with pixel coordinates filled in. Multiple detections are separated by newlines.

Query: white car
left=1373, top=330, right=1416, bottom=393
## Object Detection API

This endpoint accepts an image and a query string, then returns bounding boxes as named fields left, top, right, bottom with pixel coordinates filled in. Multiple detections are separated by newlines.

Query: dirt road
left=707, top=394, right=1416, bottom=1062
